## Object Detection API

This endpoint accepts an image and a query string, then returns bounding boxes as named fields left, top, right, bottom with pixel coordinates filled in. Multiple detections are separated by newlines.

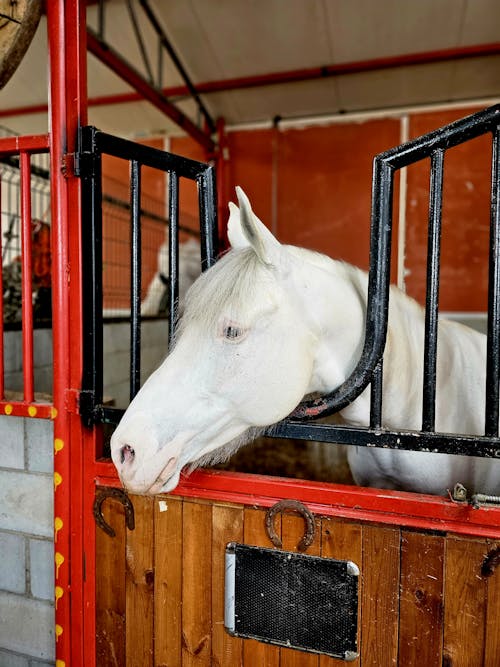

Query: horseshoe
left=93, top=487, right=135, bottom=537
left=265, top=499, right=316, bottom=552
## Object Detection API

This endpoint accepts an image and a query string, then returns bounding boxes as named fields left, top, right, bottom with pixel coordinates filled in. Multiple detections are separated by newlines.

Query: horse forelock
left=176, top=248, right=275, bottom=340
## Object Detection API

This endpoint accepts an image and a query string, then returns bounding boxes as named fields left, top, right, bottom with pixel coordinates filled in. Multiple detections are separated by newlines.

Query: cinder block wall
left=0, top=320, right=168, bottom=665
left=0, top=417, right=55, bottom=667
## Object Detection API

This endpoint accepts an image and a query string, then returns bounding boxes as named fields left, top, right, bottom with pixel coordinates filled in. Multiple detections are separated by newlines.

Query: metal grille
left=77, top=126, right=217, bottom=426
left=273, top=104, right=500, bottom=460
left=225, top=543, right=359, bottom=660
left=78, top=107, right=500, bottom=464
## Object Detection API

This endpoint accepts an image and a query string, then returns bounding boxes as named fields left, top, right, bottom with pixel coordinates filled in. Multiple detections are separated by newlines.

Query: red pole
left=20, top=152, right=34, bottom=402
left=47, top=0, right=90, bottom=665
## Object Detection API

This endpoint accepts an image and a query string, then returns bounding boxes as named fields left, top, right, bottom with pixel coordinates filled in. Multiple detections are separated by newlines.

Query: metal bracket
left=93, top=488, right=135, bottom=537
left=74, top=150, right=99, bottom=178
left=265, top=499, right=316, bottom=552
left=451, top=483, right=500, bottom=509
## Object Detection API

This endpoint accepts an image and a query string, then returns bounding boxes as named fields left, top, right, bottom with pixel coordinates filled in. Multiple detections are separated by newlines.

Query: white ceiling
left=1, top=0, right=500, bottom=138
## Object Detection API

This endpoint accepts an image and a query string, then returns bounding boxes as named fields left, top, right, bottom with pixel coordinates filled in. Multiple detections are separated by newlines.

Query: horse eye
left=224, top=325, right=242, bottom=339
left=220, top=321, right=247, bottom=342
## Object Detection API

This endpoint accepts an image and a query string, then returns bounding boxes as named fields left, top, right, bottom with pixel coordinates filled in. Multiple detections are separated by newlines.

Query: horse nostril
left=120, top=444, right=135, bottom=465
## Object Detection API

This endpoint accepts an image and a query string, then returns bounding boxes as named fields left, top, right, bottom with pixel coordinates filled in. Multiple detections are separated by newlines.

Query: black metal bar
left=138, top=0, right=216, bottom=134
left=291, top=104, right=500, bottom=424
left=78, top=125, right=218, bottom=425
left=198, top=165, right=219, bottom=270
left=130, top=160, right=141, bottom=401
left=269, top=421, right=500, bottom=459
left=98, top=0, right=105, bottom=40
left=369, top=360, right=383, bottom=429
left=157, top=33, right=163, bottom=89
left=485, top=126, right=500, bottom=437
left=168, top=171, right=179, bottom=346
left=422, top=149, right=444, bottom=432
left=382, top=104, right=500, bottom=170
left=93, top=128, right=209, bottom=179
left=291, top=157, right=394, bottom=419
left=79, top=126, right=104, bottom=426
left=126, top=0, right=154, bottom=84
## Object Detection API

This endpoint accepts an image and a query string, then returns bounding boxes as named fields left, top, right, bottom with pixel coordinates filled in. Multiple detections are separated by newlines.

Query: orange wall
left=172, top=118, right=401, bottom=272
left=171, top=107, right=493, bottom=313
left=405, top=107, right=490, bottom=311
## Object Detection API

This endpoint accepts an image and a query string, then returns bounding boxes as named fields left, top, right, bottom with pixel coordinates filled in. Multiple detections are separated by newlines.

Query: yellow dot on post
left=4, top=404, right=12, bottom=415
left=54, top=472, right=62, bottom=491
left=55, top=552, right=65, bottom=578
left=28, top=406, right=37, bottom=417
left=55, top=585, right=63, bottom=609
left=54, top=439, right=64, bottom=454
left=56, top=660, right=66, bottom=667
left=55, top=624, right=63, bottom=642
left=51, top=407, right=58, bottom=419
left=54, top=517, right=63, bottom=542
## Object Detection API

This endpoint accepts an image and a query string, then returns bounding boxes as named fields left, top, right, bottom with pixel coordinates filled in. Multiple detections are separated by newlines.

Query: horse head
left=110, top=188, right=326, bottom=494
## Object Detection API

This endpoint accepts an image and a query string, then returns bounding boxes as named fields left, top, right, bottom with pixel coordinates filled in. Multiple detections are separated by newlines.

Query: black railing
left=77, top=126, right=217, bottom=427
left=78, top=108, right=500, bottom=462
left=280, top=104, right=500, bottom=458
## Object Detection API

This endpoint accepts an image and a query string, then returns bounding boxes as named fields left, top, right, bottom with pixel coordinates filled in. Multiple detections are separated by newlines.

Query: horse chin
left=150, top=469, right=181, bottom=495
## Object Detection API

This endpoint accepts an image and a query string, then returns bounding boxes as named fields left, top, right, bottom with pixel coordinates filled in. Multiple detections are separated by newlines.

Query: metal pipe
left=168, top=170, right=179, bottom=346
left=86, top=28, right=215, bottom=152
left=138, top=0, right=216, bottom=133
left=485, top=126, right=500, bottom=437
left=4, top=42, right=500, bottom=119
left=20, top=151, right=34, bottom=402
left=422, top=149, right=444, bottom=432
left=130, top=159, right=142, bottom=400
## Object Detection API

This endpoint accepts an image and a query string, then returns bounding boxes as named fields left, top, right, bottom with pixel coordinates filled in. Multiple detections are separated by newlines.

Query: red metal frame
left=95, top=461, right=500, bottom=540
left=0, top=134, right=53, bottom=419
left=46, top=1, right=92, bottom=664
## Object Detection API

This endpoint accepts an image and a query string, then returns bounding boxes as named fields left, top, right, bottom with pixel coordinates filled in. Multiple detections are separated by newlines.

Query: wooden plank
left=125, top=494, right=154, bottom=667
left=443, top=536, right=489, bottom=667
left=484, top=541, right=500, bottom=667
left=320, top=519, right=362, bottom=667
left=154, top=495, right=183, bottom=667
left=182, top=499, right=212, bottom=666
left=95, top=492, right=126, bottom=667
left=360, top=524, right=400, bottom=667
left=242, top=507, right=281, bottom=667
left=398, top=530, right=445, bottom=665
left=211, top=503, right=244, bottom=667
left=280, top=512, right=322, bottom=667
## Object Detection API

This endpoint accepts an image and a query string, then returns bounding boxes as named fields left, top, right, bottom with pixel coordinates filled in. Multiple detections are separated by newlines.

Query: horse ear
left=227, top=201, right=250, bottom=249
left=234, top=186, right=282, bottom=266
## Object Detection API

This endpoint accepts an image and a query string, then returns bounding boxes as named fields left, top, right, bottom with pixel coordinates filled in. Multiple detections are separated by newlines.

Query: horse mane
left=176, top=247, right=274, bottom=338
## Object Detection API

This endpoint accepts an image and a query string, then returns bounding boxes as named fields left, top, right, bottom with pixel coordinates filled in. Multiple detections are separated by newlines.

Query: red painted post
left=20, top=151, right=34, bottom=402
left=46, top=1, right=92, bottom=665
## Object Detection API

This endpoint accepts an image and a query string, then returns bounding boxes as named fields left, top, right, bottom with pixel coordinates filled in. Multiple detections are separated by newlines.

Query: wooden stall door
left=95, top=492, right=500, bottom=666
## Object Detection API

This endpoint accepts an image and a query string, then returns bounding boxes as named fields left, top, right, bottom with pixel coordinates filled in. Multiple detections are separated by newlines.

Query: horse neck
left=285, top=248, right=368, bottom=395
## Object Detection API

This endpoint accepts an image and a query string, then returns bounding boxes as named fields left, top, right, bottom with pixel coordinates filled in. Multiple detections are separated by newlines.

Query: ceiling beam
left=2, top=42, right=500, bottom=120
left=86, top=29, right=214, bottom=152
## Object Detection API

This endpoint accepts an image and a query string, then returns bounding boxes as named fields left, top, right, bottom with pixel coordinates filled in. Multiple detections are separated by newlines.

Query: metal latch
left=451, top=483, right=500, bottom=509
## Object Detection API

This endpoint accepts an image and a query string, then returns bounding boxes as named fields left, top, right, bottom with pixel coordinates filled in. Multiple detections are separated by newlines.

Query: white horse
left=111, top=187, right=499, bottom=497
left=141, top=235, right=200, bottom=316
